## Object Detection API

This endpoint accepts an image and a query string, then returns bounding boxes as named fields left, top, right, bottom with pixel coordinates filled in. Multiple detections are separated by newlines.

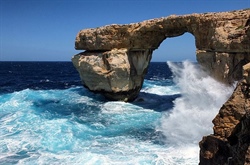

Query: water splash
left=159, top=60, right=234, bottom=145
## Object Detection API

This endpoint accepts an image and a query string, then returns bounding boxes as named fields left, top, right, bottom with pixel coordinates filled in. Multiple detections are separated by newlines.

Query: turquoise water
left=0, top=61, right=234, bottom=164
left=0, top=85, right=177, bottom=164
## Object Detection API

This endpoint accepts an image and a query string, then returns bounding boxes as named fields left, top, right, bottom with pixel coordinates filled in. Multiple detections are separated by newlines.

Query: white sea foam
left=0, top=61, right=235, bottom=165
left=141, top=83, right=179, bottom=96
left=159, top=60, right=234, bottom=146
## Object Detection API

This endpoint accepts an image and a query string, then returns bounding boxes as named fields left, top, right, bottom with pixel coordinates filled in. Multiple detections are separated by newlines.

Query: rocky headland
left=72, top=9, right=250, bottom=164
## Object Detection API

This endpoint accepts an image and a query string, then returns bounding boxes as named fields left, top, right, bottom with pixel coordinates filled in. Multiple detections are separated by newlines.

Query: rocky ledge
left=72, top=9, right=250, bottom=102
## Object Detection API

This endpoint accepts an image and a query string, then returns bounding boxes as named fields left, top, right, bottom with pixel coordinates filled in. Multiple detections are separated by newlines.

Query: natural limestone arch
left=72, top=9, right=250, bottom=101
left=71, top=9, right=250, bottom=164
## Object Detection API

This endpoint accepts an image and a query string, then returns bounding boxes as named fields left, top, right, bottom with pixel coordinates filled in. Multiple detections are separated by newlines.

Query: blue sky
left=0, top=0, right=249, bottom=62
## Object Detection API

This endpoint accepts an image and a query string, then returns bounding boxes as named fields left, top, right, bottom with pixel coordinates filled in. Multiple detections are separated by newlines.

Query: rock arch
left=72, top=9, right=250, bottom=101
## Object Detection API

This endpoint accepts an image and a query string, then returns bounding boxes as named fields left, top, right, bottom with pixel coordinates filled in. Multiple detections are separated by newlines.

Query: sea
left=0, top=61, right=234, bottom=165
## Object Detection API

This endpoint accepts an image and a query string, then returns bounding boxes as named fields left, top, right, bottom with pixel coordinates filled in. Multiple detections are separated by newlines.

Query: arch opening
left=151, top=32, right=196, bottom=62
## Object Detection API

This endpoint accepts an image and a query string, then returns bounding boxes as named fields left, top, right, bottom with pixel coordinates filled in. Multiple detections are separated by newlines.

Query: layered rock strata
left=72, top=9, right=250, bottom=101
left=199, top=63, right=250, bottom=165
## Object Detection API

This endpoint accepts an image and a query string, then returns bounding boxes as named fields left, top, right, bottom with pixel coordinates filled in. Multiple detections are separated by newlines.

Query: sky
left=0, top=0, right=249, bottom=62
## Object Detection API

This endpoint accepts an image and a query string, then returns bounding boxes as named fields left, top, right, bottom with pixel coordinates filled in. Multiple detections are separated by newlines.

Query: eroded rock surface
left=199, top=63, right=250, bottom=165
left=72, top=49, right=152, bottom=101
left=75, top=9, right=250, bottom=54
left=72, top=9, right=249, bottom=101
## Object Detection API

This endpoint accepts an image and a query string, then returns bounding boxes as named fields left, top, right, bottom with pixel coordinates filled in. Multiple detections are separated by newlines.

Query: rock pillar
left=72, top=49, right=152, bottom=101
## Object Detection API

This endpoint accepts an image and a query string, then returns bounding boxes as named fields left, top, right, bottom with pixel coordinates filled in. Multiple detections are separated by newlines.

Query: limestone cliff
left=72, top=9, right=249, bottom=101
left=199, top=63, right=250, bottom=165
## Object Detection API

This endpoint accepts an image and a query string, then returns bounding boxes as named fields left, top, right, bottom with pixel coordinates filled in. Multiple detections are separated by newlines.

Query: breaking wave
left=158, top=61, right=234, bottom=162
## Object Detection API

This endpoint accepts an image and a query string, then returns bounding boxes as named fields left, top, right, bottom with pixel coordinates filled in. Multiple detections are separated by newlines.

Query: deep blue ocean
left=0, top=61, right=234, bottom=165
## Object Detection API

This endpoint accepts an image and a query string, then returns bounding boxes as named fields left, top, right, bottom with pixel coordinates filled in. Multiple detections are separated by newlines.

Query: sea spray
left=158, top=60, right=234, bottom=160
